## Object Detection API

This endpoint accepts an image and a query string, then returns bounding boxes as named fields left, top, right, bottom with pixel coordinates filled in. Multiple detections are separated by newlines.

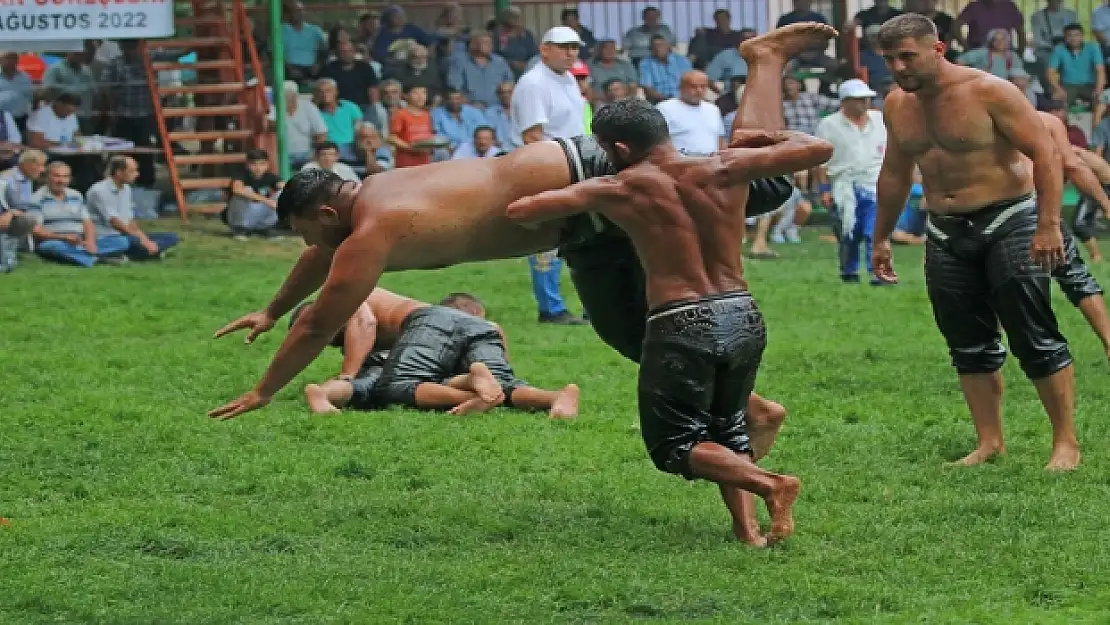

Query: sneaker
left=539, top=311, right=588, bottom=325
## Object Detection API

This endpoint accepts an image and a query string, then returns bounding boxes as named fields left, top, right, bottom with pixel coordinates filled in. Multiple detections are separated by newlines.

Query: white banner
left=0, top=0, right=176, bottom=42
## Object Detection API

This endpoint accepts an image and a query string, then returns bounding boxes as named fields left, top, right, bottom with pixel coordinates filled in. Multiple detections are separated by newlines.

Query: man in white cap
left=813, top=78, right=889, bottom=284
left=510, top=26, right=589, bottom=325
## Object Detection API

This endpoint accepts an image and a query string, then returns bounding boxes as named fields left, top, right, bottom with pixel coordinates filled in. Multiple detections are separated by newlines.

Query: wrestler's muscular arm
left=209, top=230, right=389, bottom=420
left=339, top=302, right=379, bottom=378
left=873, top=95, right=917, bottom=283
left=984, top=79, right=1066, bottom=266
left=506, top=178, right=627, bottom=226
left=716, top=131, right=834, bottom=181
left=214, top=245, right=336, bottom=343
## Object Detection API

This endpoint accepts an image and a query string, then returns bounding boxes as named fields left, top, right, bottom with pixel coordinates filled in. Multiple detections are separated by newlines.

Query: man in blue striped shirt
left=30, top=162, right=129, bottom=267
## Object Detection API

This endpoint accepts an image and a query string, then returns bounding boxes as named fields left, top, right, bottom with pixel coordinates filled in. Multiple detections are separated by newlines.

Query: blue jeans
left=37, top=235, right=130, bottom=267
left=839, top=185, right=877, bottom=277
left=227, top=197, right=279, bottom=233
left=126, top=232, right=180, bottom=259
left=528, top=250, right=568, bottom=316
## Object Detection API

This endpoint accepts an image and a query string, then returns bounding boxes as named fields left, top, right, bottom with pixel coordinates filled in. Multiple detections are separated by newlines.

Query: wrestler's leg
left=442, top=362, right=506, bottom=404
left=747, top=392, right=786, bottom=462
left=688, top=444, right=801, bottom=544
left=1075, top=295, right=1110, bottom=362
left=414, top=383, right=484, bottom=411
left=719, top=485, right=765, bottom=547
left=504, top=384, right=580, bottom=419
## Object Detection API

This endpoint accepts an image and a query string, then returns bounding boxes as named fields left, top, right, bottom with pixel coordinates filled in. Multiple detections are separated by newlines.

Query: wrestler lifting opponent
left=298, top=289, right=579, bottom=418
left=505, top=88, right=834, bottom=543
left=209, top=24, right=836, bottom=430
left=872, top=14, right=1080, bottom=470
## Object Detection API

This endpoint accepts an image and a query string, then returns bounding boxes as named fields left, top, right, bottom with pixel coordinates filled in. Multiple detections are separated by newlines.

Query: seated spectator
left=389, top=84, right=435, bottom=168
left=86, top=156, right=179, bottom=260
left=26, top=92, right=80, bottom=149
left=1009, top=67, right=1043, bottom=108
left=227, top=149, right=284, bottom=241
left=492, top=7, right=539, bottom=77
left=352, top=123, right=394, bottom=174
left=859, top=26, right=894, bottom=96
left=714, top=75, right=747, bottom=117
left=0, top=206, right=35, bottom=273
left=270, top=80, right=328, bottom=167
left=561, top=9, right=597, bottom=59
left=313, top=78, right=363, bottom=161
left=622, top=6, right=676, bottom=68
left=0, top=149, right=42, bottom=213
left=483, top=81, right=515, bottom=153
left=778, top=0, right=829, bottom=26
left=320, top=39, right=380, bottom=117
left=0, top=107, right=21, bottom=170
left=907, top=0, right=957, bottom=59
left=302, top=141, right=360, bottom=181
left=688, top=9, right=745, bottom=70
left=372, top=5, right=434, bottom=64
left=657, top=71, right=724, bottom=156
left=1042, top=99, right=1089, bottom=147
left=1090, top=107, right=1110, bottom=157
left=432, top=88, right=488, bottom=154
left=783, top=74, right=838, bottom=135
left=1031, top=0, right=1078, bottom=76
left=602, top=78, right=631, bottom=104
left=434, top=3, right=471, bottom=58
left=959, top=28, right=1019, bottom=78
left=639, top=36, right=692, bottom=103
left=954, top=0, right=1024, bottom=52
left=0, top=51, right=33, bottom=133
left=589, top=40, right=638, bottom=95
left=42, top=51, right=98, bottom=135
left=451, top=126, right=502, bottom=159
left=30, top=162, right=128, bottom=267
left=385, top=43, right=445, bottom=103
left=854, top=0, right=903, bottom=34
left=356, top=11, right=381, bottom=56
left=570, top=61, right=595, bottom=128
left=706, top=39, right=750, bottom=92
left=448, top=33, right=515, bottom=110
left=1047, top=24, right=1106, bottom=123
left=282, top=2, right=327, bottom=82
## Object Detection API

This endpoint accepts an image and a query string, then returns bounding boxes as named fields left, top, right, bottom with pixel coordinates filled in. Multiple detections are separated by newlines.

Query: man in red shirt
left=388, top=84, right=436, bottom=168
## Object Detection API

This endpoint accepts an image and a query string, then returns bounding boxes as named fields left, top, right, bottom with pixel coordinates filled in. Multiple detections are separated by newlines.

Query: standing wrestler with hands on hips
left=871, top=14, right=1080, bottom=470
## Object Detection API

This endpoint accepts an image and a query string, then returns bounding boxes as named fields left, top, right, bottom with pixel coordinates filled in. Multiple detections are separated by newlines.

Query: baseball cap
left=569, top=60, right=590, bottom=78
left=838, top=78, right=877, bottom=99
left=543, top=26, right=584, bottom=46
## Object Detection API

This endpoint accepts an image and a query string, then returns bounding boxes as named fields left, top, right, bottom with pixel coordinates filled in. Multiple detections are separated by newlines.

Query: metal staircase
left=141, top=0, right=270, bottom=220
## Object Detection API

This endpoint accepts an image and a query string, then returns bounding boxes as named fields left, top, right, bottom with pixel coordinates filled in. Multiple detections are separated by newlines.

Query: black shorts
left=349, top=351, right=389, bottom=410
left=1053, top=225, right=1103, bottom=307
left=373, top=306, right=525, bottom=408
left=924, top=194, right=1072, bottom=379
left=552, top=136, right=793, bottom=364
left=1072, top=188, right=1105, bottom=242
left=638, top=291, right=767, bottom=479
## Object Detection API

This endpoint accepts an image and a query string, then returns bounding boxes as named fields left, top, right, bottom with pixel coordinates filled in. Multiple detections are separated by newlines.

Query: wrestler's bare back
left=884, top=68, right=1035, bottom=213
left=360, top=288, right=429, bottom=350
left=349, top=142, right=575, bottom=270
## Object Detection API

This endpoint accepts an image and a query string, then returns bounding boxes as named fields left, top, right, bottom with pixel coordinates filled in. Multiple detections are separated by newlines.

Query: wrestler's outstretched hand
left=1031, top=223, right=1066, bottom=270
left=209, top=390, right=271, bottom=420
left=872, top=240, right=898, bottom=284
left=214, top=311, right=276, bottom=344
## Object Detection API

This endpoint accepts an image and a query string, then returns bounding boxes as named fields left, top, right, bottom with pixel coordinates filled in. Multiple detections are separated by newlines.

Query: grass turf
left=2, top=219, right=1109, bottom=624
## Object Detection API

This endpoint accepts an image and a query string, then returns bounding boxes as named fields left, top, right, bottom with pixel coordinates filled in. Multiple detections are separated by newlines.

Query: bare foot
left=765, top=475, right=801, bottom=544
left=732, top=521, right=767, bottom=547
left=949, top=445, right=1004, bottom=466
left=549, top=384, right=580, bottom=419
left=449, top=394, right=504, bottom=416
left=468, top=362, right=505, bottom=404
left=305, top=384, right=341, bottom=415
left=748, top=398, right=786, bottom=462
left=1046, top=443, right=1081, bottom=471
left=739, top=22, right=839, bottom=64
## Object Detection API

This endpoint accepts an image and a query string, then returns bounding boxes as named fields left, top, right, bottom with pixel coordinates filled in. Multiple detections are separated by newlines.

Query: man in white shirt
left=451, top=126, right=503, bottom=159
left=27, top=93, right=81, bottom=148
left=656, top=71, right=725, bottom=156
left=814, top=79, right=888, bottom=284
left=509, top=26, right=588, bottom=325
left=301, top=141, right=360, bottom=181
left=86, top=156, right=179, bottom=260
left=270, top=81, right=329, bottom=167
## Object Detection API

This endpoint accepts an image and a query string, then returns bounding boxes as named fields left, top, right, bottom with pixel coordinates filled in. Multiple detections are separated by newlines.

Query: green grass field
left=3, top=220, right=1110, bottom=624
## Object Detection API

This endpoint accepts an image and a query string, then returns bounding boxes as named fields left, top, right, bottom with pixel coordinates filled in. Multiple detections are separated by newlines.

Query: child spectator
left=388, top=84, right=436, bottom=168
left=302, top=141, right=360, bottom=181
left=226, top=149, right=284, bottom=241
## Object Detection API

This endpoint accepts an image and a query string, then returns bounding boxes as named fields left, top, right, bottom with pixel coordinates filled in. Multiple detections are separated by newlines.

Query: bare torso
left=885, top=68, right=1034, bottom=213
left=597, top=156, right=749, bottom=308
left=351, top=142, right=575, bottom=270
left=362, top=288, right=429, bottom=350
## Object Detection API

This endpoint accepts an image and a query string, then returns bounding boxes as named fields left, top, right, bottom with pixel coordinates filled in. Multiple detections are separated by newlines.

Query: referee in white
left=510, top=26, right=589, bottom=325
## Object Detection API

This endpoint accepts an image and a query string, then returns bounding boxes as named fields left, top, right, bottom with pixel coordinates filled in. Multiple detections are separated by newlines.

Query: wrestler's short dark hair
left=877, top=14, right=938, bottom=49
left=440, top=292, right=484, bottom=310
left=592, top=98, right=670, bottom=155
left=276, top=167, right=345, bottom=222
left=290, top=300, right=345, bottom=347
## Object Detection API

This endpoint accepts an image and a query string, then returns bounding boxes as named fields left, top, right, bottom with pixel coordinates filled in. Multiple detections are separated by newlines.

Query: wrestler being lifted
left=297, top=289, right=579, bottom=418
left=208, top=24, right=837, bottom=433
left=871, top=14, right=1080, bottom=470
left=505, top=46, right=835, bottom=546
